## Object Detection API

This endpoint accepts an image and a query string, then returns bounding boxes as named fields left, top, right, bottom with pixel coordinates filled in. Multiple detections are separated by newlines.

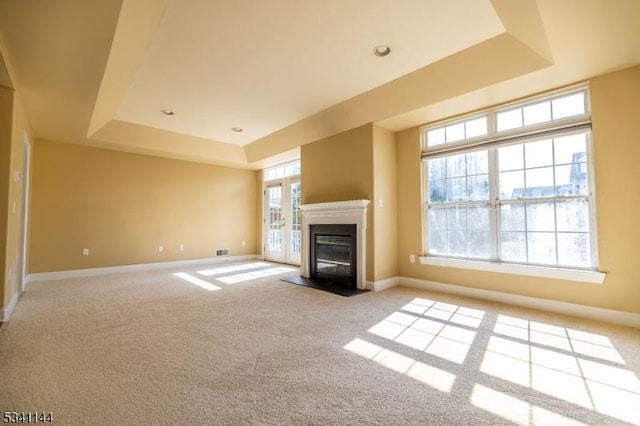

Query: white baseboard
left=27, top=255, right=259, bottom=283
left=366, top=276, right=401, bottom=292
left=1, top=291, right=18, bottom=322
left=400, top=277, right=640, bottom=329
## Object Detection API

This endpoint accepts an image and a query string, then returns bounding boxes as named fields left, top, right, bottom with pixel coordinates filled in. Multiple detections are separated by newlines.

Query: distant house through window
left=422, top=86, right=597, bottom=271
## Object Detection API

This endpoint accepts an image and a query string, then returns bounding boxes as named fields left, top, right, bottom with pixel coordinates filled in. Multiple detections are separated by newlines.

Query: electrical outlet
left=409, top=254, right=415, bottom=263
left=241, top=241, right=246, bottom=247
left=158, top=245, right=164, bottom=253
left=82, top=248, right=89, bottom=256
left=179, top=244, right=184, bottom=252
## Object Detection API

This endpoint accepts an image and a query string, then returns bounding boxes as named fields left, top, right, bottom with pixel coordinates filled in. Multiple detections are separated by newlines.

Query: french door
left=264, top=179, right=302, bottom=265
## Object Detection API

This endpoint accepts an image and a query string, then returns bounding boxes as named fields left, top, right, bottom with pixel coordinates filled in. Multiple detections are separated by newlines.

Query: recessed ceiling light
left=374, top=45, right=391, bottom=57
left=161, top=109, right=175, bottom=115
left=231, top=127, right=243, bottom=132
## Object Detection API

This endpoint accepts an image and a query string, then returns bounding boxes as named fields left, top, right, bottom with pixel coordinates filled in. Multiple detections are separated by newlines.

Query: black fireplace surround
left=310, top=224, right=357, bottom=287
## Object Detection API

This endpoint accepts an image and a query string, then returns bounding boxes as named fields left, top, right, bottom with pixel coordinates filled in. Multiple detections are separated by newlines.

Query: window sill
left=418, top=256, right=606, bottom=284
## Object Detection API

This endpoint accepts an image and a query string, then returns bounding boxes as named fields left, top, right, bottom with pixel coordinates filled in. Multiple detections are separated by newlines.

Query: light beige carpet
left=1, top=261, right=639, bottom=425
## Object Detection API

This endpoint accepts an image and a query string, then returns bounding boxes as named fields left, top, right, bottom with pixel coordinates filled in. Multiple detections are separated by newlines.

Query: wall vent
left=216, top=248, right=230, bottom=257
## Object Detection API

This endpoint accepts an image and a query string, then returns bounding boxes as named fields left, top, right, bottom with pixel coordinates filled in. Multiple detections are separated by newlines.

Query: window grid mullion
left=552, top=138, right=560, bottom=267
left=488, top=149, right=499, bottom=261
left=522, top=153, right=530, bottom=264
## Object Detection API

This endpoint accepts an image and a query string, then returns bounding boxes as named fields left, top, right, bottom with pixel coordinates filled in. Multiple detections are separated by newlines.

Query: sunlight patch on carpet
left=344, top=338, right=456, bottom=392
left=174, top=272, right=221, bottom=291
left=368, top=300, right=483, bottom=364
left=197, top=262, right=270, bottom=276
left=480, top=317, right=640, bottom=424
left=470, top=384, right=588, bottom=426
left=346, top=297, right=640, bottom=425
left=216, top=266, right=296, bottom=284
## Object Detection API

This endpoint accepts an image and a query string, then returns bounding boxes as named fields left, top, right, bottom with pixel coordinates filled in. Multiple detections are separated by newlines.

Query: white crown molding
left=400, top=277, right=640, bottom=329
left=27, top=255, right=258, bottom=283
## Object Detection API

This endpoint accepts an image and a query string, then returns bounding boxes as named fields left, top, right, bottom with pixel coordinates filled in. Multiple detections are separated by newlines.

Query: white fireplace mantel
left=299, top=200, right=370, bottom=290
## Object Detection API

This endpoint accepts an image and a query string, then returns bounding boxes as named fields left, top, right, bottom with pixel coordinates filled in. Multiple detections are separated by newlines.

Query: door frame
left=262, top=175, right=301, bottom=266
left=18, top=132, right=31, bottom=292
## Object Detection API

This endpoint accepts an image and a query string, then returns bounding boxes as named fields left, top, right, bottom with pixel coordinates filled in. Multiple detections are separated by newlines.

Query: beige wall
left=372, top=125, right=398, bottom=281
left=397, top=65, right=640, bottom=314
left=301, top=123, right=375, bottom=281
left=1, top=87, right=31, bottom=311
left=0, top=87, right=12, bottom=308
left=256, top=171, right=263, bottom=257
left=29, top=140, right=259, bottom=273
left=589, top=65, right=640, bottom=313
left=301, top=123, right=399, bottom=282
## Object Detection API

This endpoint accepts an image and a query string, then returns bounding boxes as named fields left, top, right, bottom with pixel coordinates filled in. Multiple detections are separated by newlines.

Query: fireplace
left=299, top=200, right=370, bottom=290
left=310, top=224, right=357, bottom=286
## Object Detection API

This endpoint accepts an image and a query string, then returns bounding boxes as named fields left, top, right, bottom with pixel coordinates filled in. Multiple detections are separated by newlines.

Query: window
left=422, top=86, right=598, bottom=272
left=264, top=160, right=300, bottom=181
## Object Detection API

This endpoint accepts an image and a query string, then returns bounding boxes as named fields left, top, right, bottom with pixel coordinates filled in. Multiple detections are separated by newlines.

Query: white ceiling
left=0, top=0, right=639, bottom=169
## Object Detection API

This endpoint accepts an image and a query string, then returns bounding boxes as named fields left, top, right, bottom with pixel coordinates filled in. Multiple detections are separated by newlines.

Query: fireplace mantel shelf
left=299, top=199, right=370, bottom=213
left=299, top=199, right=370, bottom=290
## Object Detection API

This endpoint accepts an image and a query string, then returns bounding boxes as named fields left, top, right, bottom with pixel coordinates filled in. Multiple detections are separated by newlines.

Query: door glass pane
left=290, top=182, right=301, bottom=255
left=267, top=186, right=282, bottom=251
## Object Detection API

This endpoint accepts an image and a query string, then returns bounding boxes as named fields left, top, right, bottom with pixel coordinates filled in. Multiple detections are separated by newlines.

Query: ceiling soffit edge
left=88, top=0, right=166, bottom=138
left=243, top=33, right=553, bottom=164
left=91, top=119, right=248, bottom=166
left=490, top=0, right=553, bottom=63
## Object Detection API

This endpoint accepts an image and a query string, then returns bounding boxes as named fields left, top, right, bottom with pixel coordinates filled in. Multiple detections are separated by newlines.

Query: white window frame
left=264, top=160, right=301, bottom=182
left=420, top=85, right=605, bottom=284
